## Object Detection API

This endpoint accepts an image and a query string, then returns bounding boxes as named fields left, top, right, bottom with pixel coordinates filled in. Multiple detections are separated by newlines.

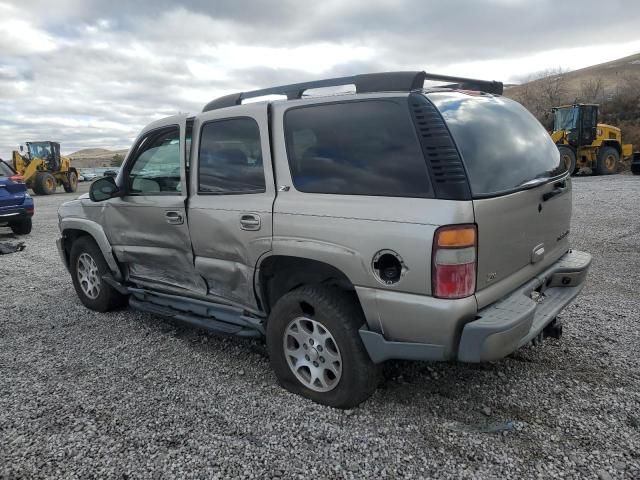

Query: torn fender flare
left=59, top=217, right=122, bottom=281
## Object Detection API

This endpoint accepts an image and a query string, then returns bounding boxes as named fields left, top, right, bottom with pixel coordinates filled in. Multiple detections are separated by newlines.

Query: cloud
left=0, top=0, right=639, bottom=159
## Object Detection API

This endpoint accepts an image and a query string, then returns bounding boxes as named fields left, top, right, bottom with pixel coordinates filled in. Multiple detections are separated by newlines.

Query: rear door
left=428, top=91, right=572, bottom=307
left=187, top=103, right=275, bottom=309
left=104, top=116, right=207, bottom=295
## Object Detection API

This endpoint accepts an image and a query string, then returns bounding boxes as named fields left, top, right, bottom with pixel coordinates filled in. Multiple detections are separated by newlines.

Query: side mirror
left=90, top=176, right=120, bottom=202
left=19, top=145, right=24, bottom=152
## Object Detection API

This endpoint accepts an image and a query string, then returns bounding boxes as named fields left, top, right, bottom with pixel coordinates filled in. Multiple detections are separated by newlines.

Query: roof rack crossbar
left=202, top=71, right=503, bottom=112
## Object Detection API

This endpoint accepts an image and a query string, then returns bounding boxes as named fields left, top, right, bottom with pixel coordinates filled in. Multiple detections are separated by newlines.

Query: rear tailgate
left=473, top=179, right=571, bottom=306
left=427, top=91, right=572, bottom=307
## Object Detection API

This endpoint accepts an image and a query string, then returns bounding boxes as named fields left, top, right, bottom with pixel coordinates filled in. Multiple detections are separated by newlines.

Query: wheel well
left=258, top=256, right=356, bottom=313
left=601, top=141, right=621, bottom=155
left=61, top=229, right=91, bottom=263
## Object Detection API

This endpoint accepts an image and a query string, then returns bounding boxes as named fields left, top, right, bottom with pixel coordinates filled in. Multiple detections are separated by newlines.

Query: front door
left=188, top=103, right=275, bottom=309
left=104, top=117, right=207, bottom=295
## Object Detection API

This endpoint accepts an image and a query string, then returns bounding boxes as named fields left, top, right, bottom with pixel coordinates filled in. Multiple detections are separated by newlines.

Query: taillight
left=25, top=206, right=34, bottom=216
left=10, top=175, right=25, bottom=183
left=432, top=224, right=477, bottom=299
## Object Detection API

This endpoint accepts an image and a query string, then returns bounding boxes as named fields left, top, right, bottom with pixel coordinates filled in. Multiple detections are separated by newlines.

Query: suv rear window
left=284, top=99, right=432, bottom=198
left=427, top=91, right=566, bottom=197
left=0, top=161, right=15, bottom=177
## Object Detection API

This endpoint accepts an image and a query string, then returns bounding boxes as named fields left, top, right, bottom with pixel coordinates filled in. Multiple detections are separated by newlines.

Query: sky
left=1, top=0, right=640, bottom=160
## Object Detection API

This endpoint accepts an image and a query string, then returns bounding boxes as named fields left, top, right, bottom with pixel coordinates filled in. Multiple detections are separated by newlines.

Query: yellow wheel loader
left=12, top=141, right=78, bottom=195
left=551, top=104, right=633, bottom=175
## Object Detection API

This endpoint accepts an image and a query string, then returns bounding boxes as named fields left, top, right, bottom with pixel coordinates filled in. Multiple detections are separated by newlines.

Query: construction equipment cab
left=551, top=104, right=633, bottom=175
left=12, top=141, right=78, bottom=195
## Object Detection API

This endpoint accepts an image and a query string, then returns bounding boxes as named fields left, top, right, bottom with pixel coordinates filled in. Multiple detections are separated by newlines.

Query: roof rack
left=202, top=71, right=503, bottom=112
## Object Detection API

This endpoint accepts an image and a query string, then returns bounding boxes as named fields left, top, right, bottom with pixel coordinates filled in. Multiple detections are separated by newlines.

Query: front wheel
left=558, top=146, right=576, bottom=175
left=33, top=172, right=57, bottom=195
left=266, top=285, right=380, bottom=408
left=70, top=236, right=127, bottom=312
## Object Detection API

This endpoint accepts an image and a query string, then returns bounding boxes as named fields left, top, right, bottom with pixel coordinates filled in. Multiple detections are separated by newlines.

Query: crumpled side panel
left=195, top=256, right=256, bottom=308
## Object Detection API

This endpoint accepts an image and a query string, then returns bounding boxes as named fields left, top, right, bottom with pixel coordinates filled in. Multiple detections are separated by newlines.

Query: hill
left=505, top=52, right=640, bottom=101
left=68, top=148, right=128, bottom=169
left=504, top=52, right=640, bottom=150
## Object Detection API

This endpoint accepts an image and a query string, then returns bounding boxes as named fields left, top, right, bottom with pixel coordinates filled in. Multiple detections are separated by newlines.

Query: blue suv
left=0, top=160, right=34, bottom=234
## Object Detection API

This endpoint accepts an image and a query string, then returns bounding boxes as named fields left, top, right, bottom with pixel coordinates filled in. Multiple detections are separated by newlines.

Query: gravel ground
left=1, top=177, right=639, bottom=479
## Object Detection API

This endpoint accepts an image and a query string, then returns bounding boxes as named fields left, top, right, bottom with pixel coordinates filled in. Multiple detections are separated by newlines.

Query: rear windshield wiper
left=517, top=176, right=552, bottom=189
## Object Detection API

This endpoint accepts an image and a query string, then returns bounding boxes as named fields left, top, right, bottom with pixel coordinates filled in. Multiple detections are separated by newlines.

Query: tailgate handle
left=542, top=180, right=568, bottom=202
left=531, top=243, right=545, bottom=263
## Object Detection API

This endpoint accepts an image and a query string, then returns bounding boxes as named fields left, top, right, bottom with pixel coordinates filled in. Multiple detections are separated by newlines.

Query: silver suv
left=57, top=71, right=592, bottom=408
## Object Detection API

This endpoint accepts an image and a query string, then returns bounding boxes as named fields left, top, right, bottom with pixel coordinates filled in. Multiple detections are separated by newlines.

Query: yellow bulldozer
left=12, top=141, right=78, bottom=195
left=551, top=104, right=633, bottom=175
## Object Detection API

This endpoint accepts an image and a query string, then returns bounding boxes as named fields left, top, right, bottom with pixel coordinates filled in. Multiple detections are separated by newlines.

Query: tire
left=596, top=146, right=619, bottom=175
left=64, top=171, right=78, bottom=193
left=266, top=285, right=380, bottom=408
left=33, top=172, right=57, bottom=195
left=558, top=146, right=576, bottom=175
left=10, top=217, right=32, bottom=235
left=69, top=236, right=127, bottom=312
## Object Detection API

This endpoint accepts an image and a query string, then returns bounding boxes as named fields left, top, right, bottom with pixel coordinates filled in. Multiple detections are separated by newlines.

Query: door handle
left=165, top=210, right=184, bottom=225
left=240, top=213, right=261, bottom=231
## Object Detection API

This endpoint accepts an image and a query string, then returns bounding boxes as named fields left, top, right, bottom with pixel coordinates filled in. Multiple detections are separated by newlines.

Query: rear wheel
left=10, top=217, right=32, bottom=235
left=596, top=146, right=619, bottom=175
left=33, top=172, right=57, bottom=195
left=70, top=236, right=127, bottom=312
left=558, top=146, right=576, bottom=175
left=64, top=171, right=78, bottom=193
left=266, top=285, right=380, bottom=408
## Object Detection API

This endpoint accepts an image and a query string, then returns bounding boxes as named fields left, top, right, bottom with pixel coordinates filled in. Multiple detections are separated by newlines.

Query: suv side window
left=128, top=126, right=181, bottom=195
left=284, top=99, right=432, bottom=198
left=198, top=118, right=265, bottom=194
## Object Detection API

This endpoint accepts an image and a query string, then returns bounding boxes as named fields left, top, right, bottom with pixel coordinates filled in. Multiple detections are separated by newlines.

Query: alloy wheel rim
left=283, top=316, right=342, bottom=392
left=562, top=154, right=572, bottom=171
left=77, top=253, right=100, bottom=299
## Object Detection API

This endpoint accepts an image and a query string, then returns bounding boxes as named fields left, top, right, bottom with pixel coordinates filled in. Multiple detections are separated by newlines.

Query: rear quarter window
left=284, top=99, right=433, bottom=198
left=427, top=91, right=565, bottom=197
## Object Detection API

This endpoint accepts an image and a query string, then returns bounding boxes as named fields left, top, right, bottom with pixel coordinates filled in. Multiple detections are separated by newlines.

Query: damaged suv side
left=58, top=72, right=591, bottom=408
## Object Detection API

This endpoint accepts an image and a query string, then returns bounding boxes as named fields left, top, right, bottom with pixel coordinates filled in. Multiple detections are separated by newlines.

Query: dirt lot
left=1, top=177, right=639, bottom=479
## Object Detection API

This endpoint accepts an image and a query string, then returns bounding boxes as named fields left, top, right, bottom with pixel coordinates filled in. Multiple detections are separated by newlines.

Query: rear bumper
left=359, top=249, right=591, bottom=363
left=0, top=206, right=32, bottom=225
left=457, top=250, right=591, bottom=362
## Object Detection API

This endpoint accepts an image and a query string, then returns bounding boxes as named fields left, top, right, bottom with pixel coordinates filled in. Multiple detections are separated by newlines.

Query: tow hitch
left=531, top=318, right=563, bottom=346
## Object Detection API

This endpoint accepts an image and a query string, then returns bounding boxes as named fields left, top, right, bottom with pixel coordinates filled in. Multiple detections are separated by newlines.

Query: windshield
left=427, top=91, right=565, bottom=197
left=27, top=142, right=53, bottom=159
left=553, top=107, right=578, bottom=132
